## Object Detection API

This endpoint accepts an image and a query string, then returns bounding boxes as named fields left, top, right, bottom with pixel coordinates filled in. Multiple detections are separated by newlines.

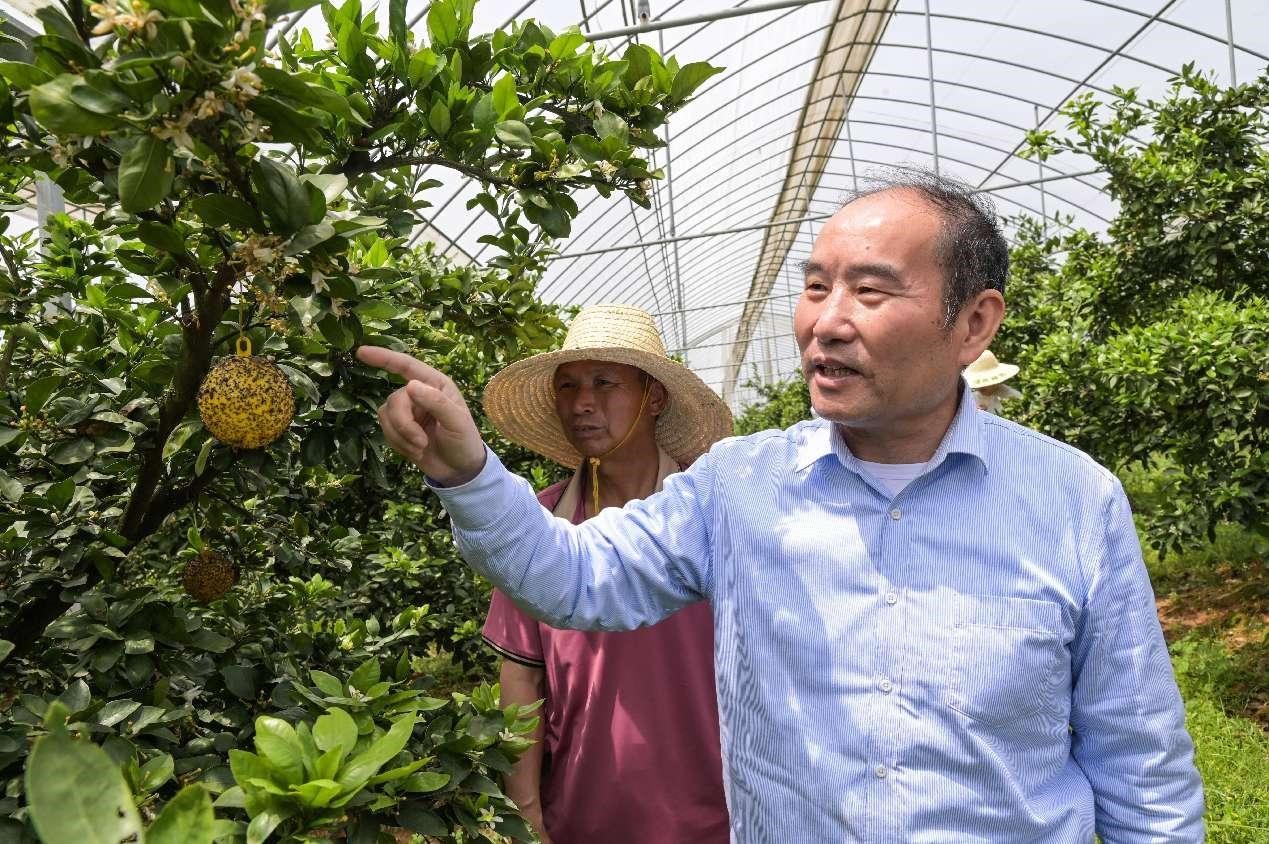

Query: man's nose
left=813, top=289, right=859, bottom=345
left=573, top=384, right=597, bottom=411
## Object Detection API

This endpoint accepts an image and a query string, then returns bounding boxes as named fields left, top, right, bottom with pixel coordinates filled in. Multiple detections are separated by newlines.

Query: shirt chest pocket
left=946, top=594, right=1065, bottom=727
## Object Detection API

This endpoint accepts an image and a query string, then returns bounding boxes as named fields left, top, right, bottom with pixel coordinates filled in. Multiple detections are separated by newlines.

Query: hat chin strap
left=586, top=378, right=653, bottom=518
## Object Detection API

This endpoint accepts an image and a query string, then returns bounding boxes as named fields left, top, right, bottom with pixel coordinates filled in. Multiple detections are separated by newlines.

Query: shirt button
left=889, top=507, right=902, bottom=520
left=874, top=764, right=887, bottom=778
left=885, top=591, right=898, bottom=605
left=879, top=678, right=893, bottom=694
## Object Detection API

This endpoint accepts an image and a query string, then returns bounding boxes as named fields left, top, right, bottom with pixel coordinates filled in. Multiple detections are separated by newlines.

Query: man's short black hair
left=842, top=169, right=1009, bottom=326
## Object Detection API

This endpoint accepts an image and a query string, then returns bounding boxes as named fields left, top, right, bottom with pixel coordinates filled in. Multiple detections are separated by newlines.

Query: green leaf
left=190, top=195, right=261, bottom=230
left=221, top=665, right=256, bottom=701
left=313, top=707, right=358, bottom=761
left=366, top=757, right=428, bottom=785
left=402, top=770, right=450, bottom=792
left=251, top=157, right=312, bottom=236
left=494, top=120, right=533, bottom=148
left=0, top=471, right=20, bottom=502
left=146, top=785, right=215, bottom=844
left=491, top=72, right=517, bottom=119
left=139, top=752, right=175, bottom=792
left=49, top=437, right=94, bottom=465
left=25, top=731, right=143, bottom=844
left=389, top=0, right=407, bottom=50
left=28, top=74, right=121, bottom=134
left=188, top=628, right=234, bottom=652
left=246, top=809, right=291, bottom=844
left=426, top=1, right=459, bottom=49
left=347, top=657, right=380, bottom=692
left=68, top=78, right=129, bottom=116
left=0, top=639, right=13, bottom=664
left=301, top=173, right=349, bottom=205
left=407, top=48, right=439, bottom=86
left=195, top=437, right=214, bottom=476
left=264, top=0, right=320, bottom=15
left=96, top=699, right=141, bottom=727
left=58, top=678, right=90, bottom=713
left=286, top=222, right=335, bottom=256
left=118, top=135, right=174, bottom=214
left=0, top=61, right=52, bottom=89
left=253, top=716, right=305, bottom=786
left=428, top=100, right=451, bottom=136
left=336, top=714, right=415, bottom=792
left=24, top=374, right=62, bottom=415
left=308, top=670, right=344, bottom=698
left=136, top=220, right=185, bottom=253
left=45, top=477, right=74, bottom=510
left=548, top=30, right=585, bottom=58
left=397, top=803, right=446, bottom=835
left=228, top=749, right=270, bottom=789
left=670, top=61, right=723, bottom=103
left=593, top=112, right=628, bottom=143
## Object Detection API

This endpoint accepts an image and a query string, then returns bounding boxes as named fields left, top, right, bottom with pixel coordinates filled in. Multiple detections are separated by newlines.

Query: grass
left=1142, top=521, right=1269, bottom=842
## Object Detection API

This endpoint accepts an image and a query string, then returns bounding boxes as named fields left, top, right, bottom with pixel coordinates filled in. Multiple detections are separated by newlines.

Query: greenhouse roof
left=6, top=0, right=1267, bottom=408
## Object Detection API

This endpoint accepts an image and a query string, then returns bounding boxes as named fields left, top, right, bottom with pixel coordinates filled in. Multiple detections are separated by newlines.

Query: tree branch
left=119, top=275, right=230, bottom=541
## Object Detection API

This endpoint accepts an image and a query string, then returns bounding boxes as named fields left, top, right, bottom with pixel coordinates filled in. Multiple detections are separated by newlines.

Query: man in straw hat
left=358, top=171, right=1202, bottom=841
left=965, top=349, right=1022, bottom=414
left=477, top=304, right=731, bottom=843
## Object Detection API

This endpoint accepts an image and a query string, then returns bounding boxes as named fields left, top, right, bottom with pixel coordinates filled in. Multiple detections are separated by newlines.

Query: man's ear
left=957, top=289, right=1005, bottom=367
left=648, top=380, right=668, bottom=416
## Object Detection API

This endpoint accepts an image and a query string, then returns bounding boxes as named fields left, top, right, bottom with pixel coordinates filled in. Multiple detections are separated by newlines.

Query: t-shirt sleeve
left=482, top=588, right=545, bottom=668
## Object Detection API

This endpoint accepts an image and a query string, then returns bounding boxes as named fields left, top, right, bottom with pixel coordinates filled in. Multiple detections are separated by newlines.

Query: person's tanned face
left=794, top=189, right=998, bottom=436
left=552, top=360, right=665, bottom=458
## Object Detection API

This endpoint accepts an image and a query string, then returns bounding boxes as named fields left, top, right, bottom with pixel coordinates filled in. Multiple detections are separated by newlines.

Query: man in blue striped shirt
left=360, top=173, right=1204, bottom=841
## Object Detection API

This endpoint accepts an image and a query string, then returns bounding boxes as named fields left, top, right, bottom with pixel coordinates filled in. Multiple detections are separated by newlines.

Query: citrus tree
left=0, top=0, right=720, bottom=838
left=1000, top=66, right=1269, bottom=554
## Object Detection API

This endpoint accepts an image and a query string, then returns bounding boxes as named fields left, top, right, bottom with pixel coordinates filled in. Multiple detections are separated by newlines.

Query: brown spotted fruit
left=197, top=338, right=295, bottom=449
left=181, top=549, right=238, bottom=602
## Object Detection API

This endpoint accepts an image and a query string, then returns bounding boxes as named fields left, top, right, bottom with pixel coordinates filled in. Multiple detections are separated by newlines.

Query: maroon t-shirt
left=482, top=480, right=729, bottom=844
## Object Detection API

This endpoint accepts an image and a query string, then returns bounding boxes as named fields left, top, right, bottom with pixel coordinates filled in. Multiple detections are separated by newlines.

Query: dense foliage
left=0, top=0, right=718, bottom=839
left=732, top=376, right=809, bottom=436
left=1000, top=66, right=1268, bottom=554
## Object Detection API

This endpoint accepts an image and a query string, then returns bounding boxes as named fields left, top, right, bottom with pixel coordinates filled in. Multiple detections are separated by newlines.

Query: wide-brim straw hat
left=964, top=350, right=1020, bottom=388
left=483, top=304, right=733, bottom=469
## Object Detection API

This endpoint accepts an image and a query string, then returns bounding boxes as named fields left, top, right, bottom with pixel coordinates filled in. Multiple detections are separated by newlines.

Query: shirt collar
left=794, top=379, right=988, bottom=475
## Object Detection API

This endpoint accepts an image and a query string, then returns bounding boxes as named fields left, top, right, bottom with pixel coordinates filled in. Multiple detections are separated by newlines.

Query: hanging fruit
left=197, top=336, right=295, bottom=449
left=181, top=549, right=239, bottom=602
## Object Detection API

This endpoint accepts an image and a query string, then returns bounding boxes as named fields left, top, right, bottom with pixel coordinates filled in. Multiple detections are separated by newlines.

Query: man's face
left=552, top=360, right=665, bottom=458
left=794, top=189, right=985, bottom=431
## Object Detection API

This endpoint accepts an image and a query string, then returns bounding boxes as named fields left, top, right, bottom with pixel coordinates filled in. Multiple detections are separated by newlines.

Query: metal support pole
left=923, top=0, right=939, bottom=175
left=550, top=167, right=1101, bottom=261
left=585, top=0, right=835, bottom=41
left=844, top=114, right=859, bottom=193
left=656, top=29, right=688, bottom=350
left=1224, top=0, right=1237, bottom=85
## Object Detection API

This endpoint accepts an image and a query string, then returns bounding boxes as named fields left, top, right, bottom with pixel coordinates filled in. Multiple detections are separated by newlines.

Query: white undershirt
left=856, top=459, right=926, bottom=497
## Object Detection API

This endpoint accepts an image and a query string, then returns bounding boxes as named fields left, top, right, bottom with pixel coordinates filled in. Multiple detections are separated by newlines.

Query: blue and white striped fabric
left=433, top=384, right=1204, bottom=842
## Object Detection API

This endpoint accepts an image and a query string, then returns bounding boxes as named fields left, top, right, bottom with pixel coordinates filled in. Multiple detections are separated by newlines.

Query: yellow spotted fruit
left=181, top=549, right=238, bottom=602
left=197, top=351, right=295, bottom=449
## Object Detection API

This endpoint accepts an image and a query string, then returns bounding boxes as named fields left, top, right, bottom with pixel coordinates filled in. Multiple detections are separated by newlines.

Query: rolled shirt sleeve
left=1069, top=477, right=1205, bottom=841
left=432, top=446, right=714, bottom=631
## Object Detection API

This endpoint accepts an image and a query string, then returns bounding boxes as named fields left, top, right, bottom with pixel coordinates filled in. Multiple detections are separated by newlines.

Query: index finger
left=356, top=346, right=448, bottom=388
